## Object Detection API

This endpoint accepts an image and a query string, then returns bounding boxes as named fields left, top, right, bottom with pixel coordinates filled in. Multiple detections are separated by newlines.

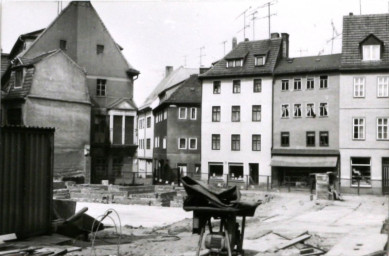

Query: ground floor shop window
left=209, top=164, right=223, bottom=178
left=351, top=157, right=371, bottom=187
left=229, top=164, right=244, bottom=180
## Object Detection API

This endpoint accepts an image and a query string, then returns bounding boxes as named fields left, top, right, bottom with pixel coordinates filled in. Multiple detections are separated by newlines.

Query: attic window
left=14, top=69, right=24, bottom=89
left=362, top=45, right=380, bottom=61
left=59, top=40, right=67, bottom=51
left=254, top=55, right=266, bottom=66
left=226, top=59, right=243, bottom=68
left=97, top=44, right=104, bottom=54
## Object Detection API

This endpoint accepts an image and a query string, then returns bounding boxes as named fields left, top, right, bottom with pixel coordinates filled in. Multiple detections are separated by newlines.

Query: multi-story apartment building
left=200, top=34, right=288, bottom=186
left=152, top=74, right=201, bottom=183
left=271, top=54, right=341, bottom=188
left=339, top=13, right=389, bottom=195
left=137, top=66, right=198, bottom=179
left=1, top=1, right=139, bottom=184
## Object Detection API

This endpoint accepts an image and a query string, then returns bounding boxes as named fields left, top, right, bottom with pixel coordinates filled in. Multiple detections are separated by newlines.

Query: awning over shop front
left=270, top=156, right=338, bottom=168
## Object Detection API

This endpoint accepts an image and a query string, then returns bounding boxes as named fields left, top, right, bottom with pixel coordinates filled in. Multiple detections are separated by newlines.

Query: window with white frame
left=190, top=107, right=197, bottom=120
left=281, top=104, right=289, bottom=118
left=178, top=107, right=187, bottom=119
left=254, top=55, right=266, bottom=66
left=294, top=78, right=301, bottom=90
left=306, top=103, right=315, bottom=117
left=213, top=81, right=221, bottom=94
left=212, top=134, right=220, bottom=150
left=252, top=134, right=261, bottom=151
left=378, top=77, right=389, bottom=97
left=226, top=59, right=243, bottom=68
left=154, top=137, right=159, bottom=148
left=320, top=76, right=328, bottom=89
left=306, top=78, right=314, bottom=90
left=146, top=138, right=151, bottom=149
left=253, top=79, right=262, bottom=92
left=252, top=105, right=261, bottom=121
left=233, top=80, right=241, bottom=93
left=351, top=157, right=371, bottom=187
left=362, top=45, right=380, bottom=61
left=353, top=77, right=365, bottom=97
left=353, top=118, right=365, bottom=140
left=96, top=79, right=106, bottom=96
left=163, top=137, right=167, bottom=149
left=232, top=106, right=240, bottom=122
left=138, top=118, right=144, bottom=129
left=212, top=106, right=221, bottom=122
left=319, top=103, right=328, bottom=117
left=231, top=134, right=240, bottom=151
left=377, top=117, right=389, bottom=140
left=178, top=138, right=187, bottom=149
left=147, top=117, right=151, bottom=128
left=320, top=131, right=329, bottom=146
left=189, top=138, right=197, bottom=150
left=282, top=80, right=289, bottom=91
left=14, top=69, right=24, bottom=89
left=293, top=104, right=302, bottom=117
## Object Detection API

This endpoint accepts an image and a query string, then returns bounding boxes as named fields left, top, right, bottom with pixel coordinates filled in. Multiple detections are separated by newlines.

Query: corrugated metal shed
left=0, top=125, right=55, bottom=238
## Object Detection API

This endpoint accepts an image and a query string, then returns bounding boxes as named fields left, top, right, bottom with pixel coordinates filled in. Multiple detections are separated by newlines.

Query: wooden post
left=357, top=179, right=360, bottom=195
left=246, top=175, right=249, bottom=190
left=267, top=176, right=270, bottom=191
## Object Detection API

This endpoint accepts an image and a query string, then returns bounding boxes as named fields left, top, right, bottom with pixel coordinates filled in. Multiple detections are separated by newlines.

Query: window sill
left=281, top=117, right=289, bottom=119
left=319, top=88, right=328, bottom=90
left=319, top=116, right=328, bottom=118
left=352, top=138, right=366, bottom=141
left=377, top=96, right=389, bottom=98
left=293, top=116, right=302, bottom=118
left=96, top=95, right=106, bottom=98
left=353, top=96, right=365, bottom=99
left=377, top=139, right=389, bottom=141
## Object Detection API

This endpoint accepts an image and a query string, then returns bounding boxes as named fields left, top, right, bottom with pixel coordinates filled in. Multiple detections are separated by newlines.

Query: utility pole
left=221, top=41, right=227, bottom=56
left=199, top=46, right=205, bottom=67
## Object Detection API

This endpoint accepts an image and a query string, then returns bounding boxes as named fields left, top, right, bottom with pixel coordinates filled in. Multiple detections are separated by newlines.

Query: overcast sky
left=2, top=0, right=388, bottom=105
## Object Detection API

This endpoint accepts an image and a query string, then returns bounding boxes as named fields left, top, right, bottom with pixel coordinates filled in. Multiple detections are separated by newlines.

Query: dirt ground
left=68, top=191, right=388, bottom=256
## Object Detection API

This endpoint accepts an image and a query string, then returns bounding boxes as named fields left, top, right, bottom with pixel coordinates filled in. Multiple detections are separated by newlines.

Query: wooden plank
left=0, top=234, right=17, bottom=244
left=274, top=234, right=311, bottom=251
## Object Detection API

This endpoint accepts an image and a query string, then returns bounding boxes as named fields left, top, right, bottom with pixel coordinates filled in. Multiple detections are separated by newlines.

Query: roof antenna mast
left=235, top=6, right=252, bottom=40
left=199, top=46, right=206, bottom=67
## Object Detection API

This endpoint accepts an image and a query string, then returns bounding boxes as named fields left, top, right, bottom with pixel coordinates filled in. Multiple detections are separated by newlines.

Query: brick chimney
left=281, top=33, right=289, bottom=59
left=271, top=33, right=280, bottom=39
left=165, top=66, right=173, bottom=77
left=232, top=37, right=237, bottom=49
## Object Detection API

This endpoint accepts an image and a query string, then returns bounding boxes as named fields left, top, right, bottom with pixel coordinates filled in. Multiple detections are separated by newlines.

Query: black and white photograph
left=1, top=0, right=389, bottom=255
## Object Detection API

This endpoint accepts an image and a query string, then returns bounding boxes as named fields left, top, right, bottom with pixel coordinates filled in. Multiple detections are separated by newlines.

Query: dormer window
left=254, top=55, right=266, bottom=66
left=363, top=45, right=380, bottom=61
left=360, top=34, right=383, bottom=61
left=226, top=59, right=243, bottom=68
left=14, top=69, right=24, bottom=89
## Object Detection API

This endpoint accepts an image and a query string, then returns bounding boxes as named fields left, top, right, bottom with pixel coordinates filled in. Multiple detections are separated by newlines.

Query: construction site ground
left=63, top=191, right=388, bottom=256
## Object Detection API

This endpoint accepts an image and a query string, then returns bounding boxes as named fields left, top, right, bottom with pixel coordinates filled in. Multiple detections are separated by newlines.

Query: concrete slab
left=76, top=202, right=192, bottom=228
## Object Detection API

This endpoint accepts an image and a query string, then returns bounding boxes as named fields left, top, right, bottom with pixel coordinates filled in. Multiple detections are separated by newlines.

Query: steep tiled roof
left=201, top=38, right=282, bottom=78
left=275, top=54, right=341, bottom=75
left=1, top=54, right=10, bottom=77
left=139, top=67, right=199, bottom=110
left=341, top=13, right=389, bottom=70
left=159, top=74, right=201, bottom=105
left=3, top=50, right=61, bottom=100
left=4, top=67, right=35, bottom=100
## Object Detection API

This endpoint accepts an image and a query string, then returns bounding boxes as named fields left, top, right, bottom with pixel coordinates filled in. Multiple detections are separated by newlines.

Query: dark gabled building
left=271, top=54, right=341, bottom=188
left=152, top=74, right=202, bottom=183
left=1, top=1, right=139, bottom=184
